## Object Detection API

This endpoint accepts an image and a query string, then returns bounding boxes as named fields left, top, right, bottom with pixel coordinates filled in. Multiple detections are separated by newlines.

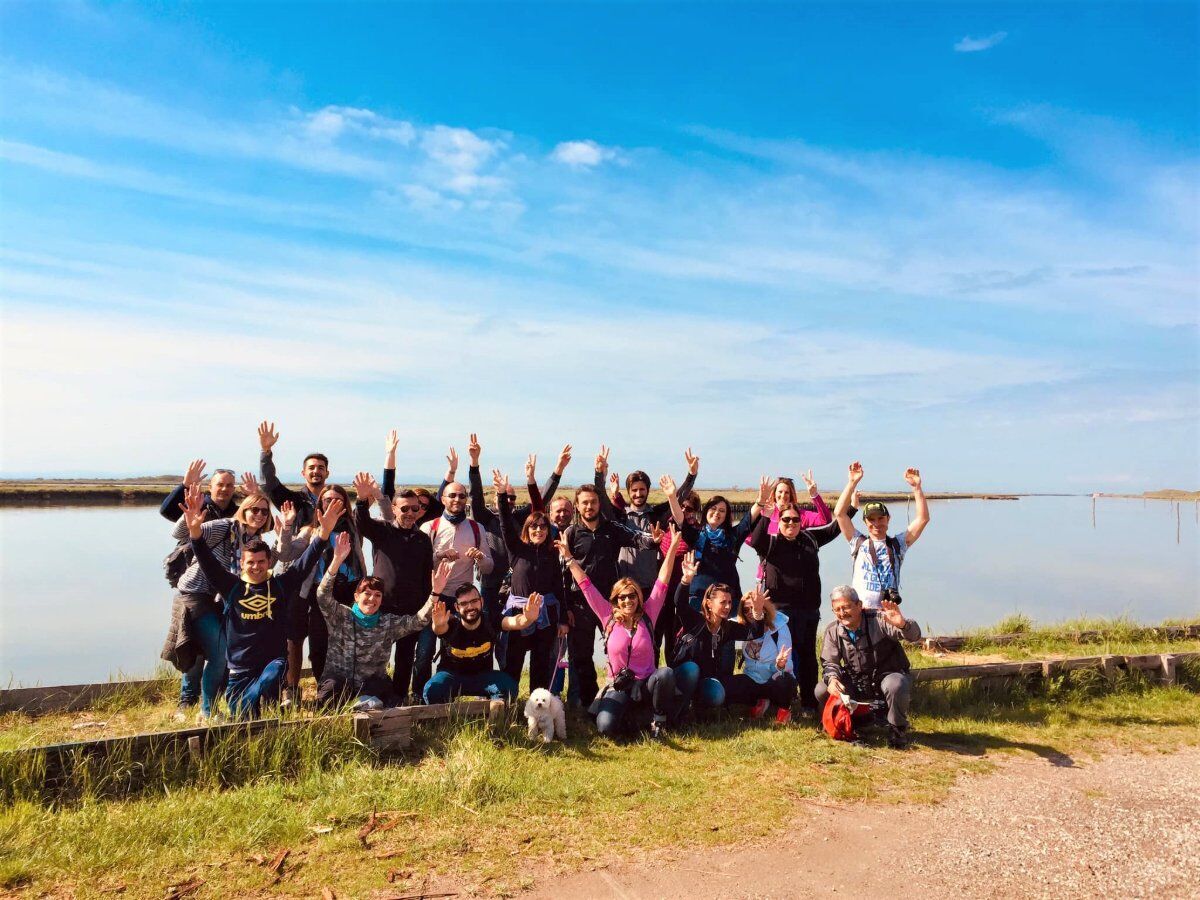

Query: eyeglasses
left=445, top=492, right=467, bottom=500
left=615, top=592, right=639, bottom=602
left=780, top=516, right=801, bottom=524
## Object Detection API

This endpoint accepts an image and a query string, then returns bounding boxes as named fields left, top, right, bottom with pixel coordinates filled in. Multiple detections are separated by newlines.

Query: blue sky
left=0, top=1, right=1196, bottom=491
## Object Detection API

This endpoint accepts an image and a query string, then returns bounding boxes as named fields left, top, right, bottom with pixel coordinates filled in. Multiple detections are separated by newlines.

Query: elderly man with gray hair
left=815, top=584, right=921, bottom=748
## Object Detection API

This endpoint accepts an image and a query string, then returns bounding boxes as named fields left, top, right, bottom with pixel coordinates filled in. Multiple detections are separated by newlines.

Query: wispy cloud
left=955, top=32, right=1007, bottom=53
left=550, top=140, right=619, bottom=168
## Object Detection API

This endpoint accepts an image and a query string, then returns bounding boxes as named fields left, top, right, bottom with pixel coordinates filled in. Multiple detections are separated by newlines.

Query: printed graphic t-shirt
left=437, top=618, right=497, bottom=677
left=849, top=531, right=908, bottom=609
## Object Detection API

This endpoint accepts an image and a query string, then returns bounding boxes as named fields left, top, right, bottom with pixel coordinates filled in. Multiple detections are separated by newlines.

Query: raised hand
left=385, top=429, right=399, bottom=456
left=555, top=444, right=572, bottom=475
left=179, top=484, right=207, bottom=538
left=554, top=537, right=573, bottom=561
left=650, top=521, right=665, bottom=544
left=257, top=420, right=279, bottom=453
left=659, top=474, right=677, bottom=497
left=852, top=489, right=862, bottom=509
left=746, top=587, right=766, bottom=619
left=594, top=445, right=610, bottom=474
left=240, top=472, right=260, bottom=496
left=848, top=461, right=864, bottom=485
left=279, top=500, right=297, bottom=529
left=431, top=558, right=454, bottom=595
left=880, top=599, right=906, bottom=629
left=353, top=471, right=377, bottom=504
left=775, top=645, right=792, bottom=671
left=685, top=447, right=700, bottom=476
left=668, top=523, right=683, bottom=552
left=680, top=550, right=699, bottom=583
left=330, top=530, right=352, bottom=566
left=524, top=592, right=544, bottom=625
left=525, top=453, right=537, bottom=482
left=316, top=497, right=345, bottom=538
left=608, top=472, right=620, bottom=500
left=757, top=475, right=772, bottom=506
left=183, top=458, right=206, bottom=488
left=801, top=469, right=817, bottom=494
left=468, top=433, right=481, bottom=467
left=492, top=468, right=505, bottom=495
left=904, top=467, right=922, bottom=489
left=430, top=598, right=450, bottom=632
left=445, top=446, right=459, bottom=480
left=502, top=473, right=513, bottom=496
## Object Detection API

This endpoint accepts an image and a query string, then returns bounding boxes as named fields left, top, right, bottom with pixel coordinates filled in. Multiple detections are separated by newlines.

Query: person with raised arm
left=675, top=476, right=767, bottom=607
left=816, top=586, right=921, bottom=748
left=559, top=523, right=685, bottom=739
left=731, top=589, right=797, bottom=724
left=380, top=431, right=446, bottom=526
left=669, top=551, right=759, bottom=720
left=353, top=470, right=434, bottom=703
left=257, top=420, right=328, bottom=528
left=315, top=533, right=450, bottom=710
left=182, top=486, right=339, bottom=718
left=274, top=483, right=367, bottom=704
left=562, top=468, right=660, bottom=708
left=747, top=476, right=857, bottom=716
left=494, top=471, right=568, bottom=692
left=159, top=459, right=238, bottom=523
left=422, top=585, right=543, bottom=705
left=834, top=463, right=929, bottom=609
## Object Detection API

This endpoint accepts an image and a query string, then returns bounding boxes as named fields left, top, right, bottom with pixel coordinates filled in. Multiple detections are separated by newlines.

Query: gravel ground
left=515, top=747, right=1200, bottom=900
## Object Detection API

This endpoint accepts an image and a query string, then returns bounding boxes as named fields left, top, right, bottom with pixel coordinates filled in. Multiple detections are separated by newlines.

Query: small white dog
left=524, top=688, right=567, bottom=743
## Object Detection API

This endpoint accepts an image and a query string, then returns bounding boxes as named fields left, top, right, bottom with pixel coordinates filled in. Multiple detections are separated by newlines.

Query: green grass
left=940, top=615, right=1200, bottom=659
left=2, top=664, right=1198, bottom=899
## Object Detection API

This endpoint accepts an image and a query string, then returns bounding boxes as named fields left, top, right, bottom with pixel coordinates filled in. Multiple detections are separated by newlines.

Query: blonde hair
left=234, top=492, right=273, bottom=534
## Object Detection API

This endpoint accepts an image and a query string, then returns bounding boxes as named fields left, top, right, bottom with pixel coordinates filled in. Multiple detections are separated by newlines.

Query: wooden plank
left=353, top=713, right=371, bottom=743
left=1160, top=654, right=1177, bottom=687
left=0, top=679, right=169, bottom=714
left=918, top=623, right=1200, bottom=652
left=913, top=661, right=1039, bottom=682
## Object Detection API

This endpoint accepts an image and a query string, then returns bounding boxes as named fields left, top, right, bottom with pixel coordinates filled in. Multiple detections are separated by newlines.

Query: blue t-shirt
left=850, top=531, right=908, bottom=609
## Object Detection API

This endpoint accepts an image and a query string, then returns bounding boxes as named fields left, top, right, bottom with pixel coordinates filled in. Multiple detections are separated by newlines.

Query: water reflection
left=1, top=497, right=1197, bottom=685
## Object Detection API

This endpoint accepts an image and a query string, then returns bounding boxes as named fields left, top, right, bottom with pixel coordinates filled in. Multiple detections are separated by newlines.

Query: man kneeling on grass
left=315, top=533, right=454, bottom=710
left=422, top=585, right=544, bottom=705
left=183, top=485, right=339, bottom=719
left=814, top=585, right=921, bottom=749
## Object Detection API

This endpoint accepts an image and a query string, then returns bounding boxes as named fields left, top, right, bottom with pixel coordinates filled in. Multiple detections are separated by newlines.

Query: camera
left=880, top=588, right=902, bottom=605
left=611, top=667, right=636, bottom=692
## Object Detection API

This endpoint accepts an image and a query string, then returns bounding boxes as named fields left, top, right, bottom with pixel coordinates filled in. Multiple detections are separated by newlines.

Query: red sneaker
left=750, top=699, right=770, bottom=720
left=774, top=708, right=792, bottom=726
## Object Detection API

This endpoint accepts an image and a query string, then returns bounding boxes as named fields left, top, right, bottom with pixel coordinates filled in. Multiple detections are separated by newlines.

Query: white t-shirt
left=850, top=530, right=908, bottom=609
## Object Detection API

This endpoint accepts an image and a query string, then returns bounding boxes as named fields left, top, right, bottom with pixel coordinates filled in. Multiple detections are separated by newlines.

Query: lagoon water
left=1, top=497, right=1198, bottom=686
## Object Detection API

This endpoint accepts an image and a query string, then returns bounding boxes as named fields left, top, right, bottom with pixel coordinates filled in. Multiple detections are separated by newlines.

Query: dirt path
left=517, top=747, right=1200, bottom=900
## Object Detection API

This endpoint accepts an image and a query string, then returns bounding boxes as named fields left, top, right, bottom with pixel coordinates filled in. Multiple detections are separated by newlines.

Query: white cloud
left=303, top=105, right=416, bottom=144
left=955, top=32, right=1007, bottom=53
left=550, top=140, right=618, bottom=168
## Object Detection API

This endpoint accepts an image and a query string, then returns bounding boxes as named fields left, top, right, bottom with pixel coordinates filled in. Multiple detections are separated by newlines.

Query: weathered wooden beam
left=919, top=623, right=1200, bottom=652
left=0, top=679, right=169, bottom=715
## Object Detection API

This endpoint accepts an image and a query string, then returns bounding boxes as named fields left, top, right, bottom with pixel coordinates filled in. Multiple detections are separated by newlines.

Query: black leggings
left=502, top=624, right=559, bottom=691
left=724, top=672, right=798, bottom=709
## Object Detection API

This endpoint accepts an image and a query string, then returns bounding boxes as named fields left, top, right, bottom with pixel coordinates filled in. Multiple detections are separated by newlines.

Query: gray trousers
left=815, top=671, right=912, bottom=728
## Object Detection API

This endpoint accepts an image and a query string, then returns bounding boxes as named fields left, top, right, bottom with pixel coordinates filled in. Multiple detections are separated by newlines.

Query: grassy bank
left=2, top=661, right=1197, bottom=898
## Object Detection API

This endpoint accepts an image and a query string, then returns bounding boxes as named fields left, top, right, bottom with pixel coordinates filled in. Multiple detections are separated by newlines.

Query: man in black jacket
left=257, top=420, right=328, bottom=527
left=353, top=472, right=434, bottom=702
left=562, top=482, right=658, bottom=706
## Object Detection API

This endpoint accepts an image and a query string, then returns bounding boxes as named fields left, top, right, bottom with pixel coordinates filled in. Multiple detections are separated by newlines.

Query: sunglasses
left=445, top=492, right=467, bottom=500
left=780, top=516, right=801, bottom=524
left=615, top=592, right=639, bottom=602
left=528, top=522, right=548, bottom=531
left=397, top=505, right=420, bottom=514
left=247, top=507, right=270, bottom=516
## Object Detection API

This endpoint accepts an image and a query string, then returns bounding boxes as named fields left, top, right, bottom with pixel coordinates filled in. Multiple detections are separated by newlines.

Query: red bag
left=822, top=693, right=874, bottom=741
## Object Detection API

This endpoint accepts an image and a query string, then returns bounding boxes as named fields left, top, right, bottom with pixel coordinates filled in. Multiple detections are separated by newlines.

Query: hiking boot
left=749, top=699, right=770, bottom=720
left=774, top=708, right=792, bottom=726
left=887, top=724, right=911, bottom=750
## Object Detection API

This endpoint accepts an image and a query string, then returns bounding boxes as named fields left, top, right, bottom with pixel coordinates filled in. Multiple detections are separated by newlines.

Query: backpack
left=852, top=534, right=902, bottom=583
left=164, top=540, right=194, bottom=588
left=428, top=517, right=481, bottom=547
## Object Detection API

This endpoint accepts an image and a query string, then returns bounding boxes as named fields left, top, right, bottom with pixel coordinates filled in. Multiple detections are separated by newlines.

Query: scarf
left=351, top=605, right=380, bottom=628
left=443, top=509, right=467, bottom=525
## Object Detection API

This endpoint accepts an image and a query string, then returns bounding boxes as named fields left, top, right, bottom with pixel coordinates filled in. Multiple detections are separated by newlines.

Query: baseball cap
left=862, top=501, right=889, bottom=519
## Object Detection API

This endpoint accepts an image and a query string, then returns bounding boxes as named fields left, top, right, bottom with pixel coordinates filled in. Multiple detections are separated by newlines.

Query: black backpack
left=164, top=540, right=194, bottom=588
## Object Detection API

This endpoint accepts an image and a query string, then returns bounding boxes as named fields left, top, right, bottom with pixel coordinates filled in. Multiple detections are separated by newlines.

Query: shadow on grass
left=918, top=730, right=1077, bottom=767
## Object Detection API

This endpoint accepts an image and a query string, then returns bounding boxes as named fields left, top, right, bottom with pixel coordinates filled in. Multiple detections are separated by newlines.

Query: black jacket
left=355, top=501, right=434, bottom=616
left=498, top=493, right=566, bottom=599
left=747, top=511, right=851, bottom=614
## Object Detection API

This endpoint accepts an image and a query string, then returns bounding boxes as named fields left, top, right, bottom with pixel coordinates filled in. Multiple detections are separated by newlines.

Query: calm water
left=1, top=497, right=1198, bottom=686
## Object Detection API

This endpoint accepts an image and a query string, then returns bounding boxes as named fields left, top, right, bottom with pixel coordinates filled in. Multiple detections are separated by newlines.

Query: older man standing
left=815, top=585, right=921, bottom=748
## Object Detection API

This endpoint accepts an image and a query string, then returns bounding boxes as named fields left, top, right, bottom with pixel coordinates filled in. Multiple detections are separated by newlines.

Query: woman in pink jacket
left=558, top=525, right=686, bottom=739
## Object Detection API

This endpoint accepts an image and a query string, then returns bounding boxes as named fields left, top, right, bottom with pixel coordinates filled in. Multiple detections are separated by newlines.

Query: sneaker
left=774, top=708, right=792, bottom=726
left=280, top=686, right=299, bottom=709
left=648, top=718, right=666, bottom=740
left=887, top=725, right=910, bottom=750
left=749, top=699, right=770, bottom=720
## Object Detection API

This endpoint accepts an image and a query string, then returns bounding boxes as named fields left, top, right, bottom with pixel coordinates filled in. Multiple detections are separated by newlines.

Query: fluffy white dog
left=523, top=688, right=567, bottom=743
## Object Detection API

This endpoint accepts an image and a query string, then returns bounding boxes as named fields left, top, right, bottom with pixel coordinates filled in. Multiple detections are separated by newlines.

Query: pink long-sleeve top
left=579, top=576, right=668, bottom=680
left=747, top=494, right=833, bottom=578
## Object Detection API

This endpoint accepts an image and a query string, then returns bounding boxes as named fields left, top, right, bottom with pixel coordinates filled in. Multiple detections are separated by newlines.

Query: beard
left=460, top=609, right=482, bottom=624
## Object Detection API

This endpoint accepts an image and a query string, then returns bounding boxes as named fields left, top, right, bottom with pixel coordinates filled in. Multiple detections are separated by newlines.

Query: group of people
left=159, top=424, right=930, bottom=747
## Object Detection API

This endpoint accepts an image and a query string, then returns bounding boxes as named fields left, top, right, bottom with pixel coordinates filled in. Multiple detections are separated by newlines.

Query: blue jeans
left=423, top=669, right=518, bottom=705
left=412, top=625, right=439, bottom=701
left=226, top=657, right=286, bottom=719
left=179, top=608, right=227, bottom=716
left=673, top=661, right=725, bottom=717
